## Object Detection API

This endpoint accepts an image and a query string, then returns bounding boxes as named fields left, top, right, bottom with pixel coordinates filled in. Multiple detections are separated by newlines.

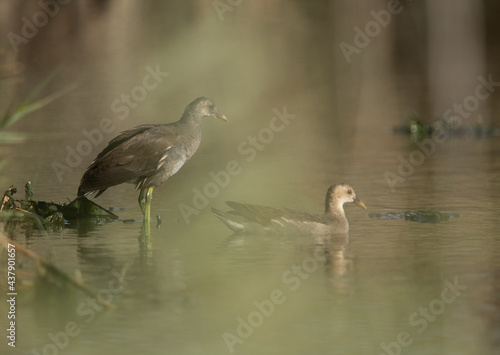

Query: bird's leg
left=139, top=187, right=154, bottom=236
left=145, top=186, right=153, bottom=222
left=138, top=188, right=147, bottom=215
left=139, top=187, right=154, bottom=219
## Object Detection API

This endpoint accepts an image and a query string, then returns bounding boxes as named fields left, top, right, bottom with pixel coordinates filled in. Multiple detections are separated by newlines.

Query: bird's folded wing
left=224, top=201, right=324, bottom=225
left=79, top=125, right=180, bottom=192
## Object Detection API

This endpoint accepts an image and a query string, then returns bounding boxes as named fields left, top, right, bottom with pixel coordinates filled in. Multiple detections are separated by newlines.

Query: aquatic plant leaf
left=1, top=83, right=75, bottom=129
left=23, top=68, right=60, bottom=103
left=0, top=131, right=27, bottom=143
left=1, top=68, right=75, bottom=132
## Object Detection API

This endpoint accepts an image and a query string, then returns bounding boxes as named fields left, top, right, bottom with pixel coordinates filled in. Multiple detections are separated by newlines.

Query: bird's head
left=187, top=97, right=228, bottom=122
left=325, top=183, right=366, bottom=213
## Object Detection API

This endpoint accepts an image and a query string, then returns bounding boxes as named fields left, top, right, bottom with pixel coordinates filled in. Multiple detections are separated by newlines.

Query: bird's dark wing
left=78, top=125, right=180, bottom=196
left=93, top=125, right=156, bottom=160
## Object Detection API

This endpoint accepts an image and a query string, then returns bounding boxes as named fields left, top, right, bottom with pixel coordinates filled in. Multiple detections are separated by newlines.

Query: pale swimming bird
left=212, top=184, right=366, bottom=234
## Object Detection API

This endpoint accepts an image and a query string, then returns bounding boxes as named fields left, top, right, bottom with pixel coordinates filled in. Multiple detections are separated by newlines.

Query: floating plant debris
left=367, top=209, right=460, bottom=223
left=0, top=182, right=118, bottom=230
left=394, top=113, right=500, bottom=142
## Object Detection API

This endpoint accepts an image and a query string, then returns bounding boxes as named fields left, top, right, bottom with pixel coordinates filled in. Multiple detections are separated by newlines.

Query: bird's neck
left=324, top=199, right=346, bottom=218
left=180, top=112, right=202, bottom=126
left=177, top=114, right=203, bottom=140
left=176, top=114, right=202, bottom=153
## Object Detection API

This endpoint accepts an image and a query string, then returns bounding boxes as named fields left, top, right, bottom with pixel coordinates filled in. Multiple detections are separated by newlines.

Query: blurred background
left=1, top=0, right=499, bottom=202
left=1, top=1, right=500, bottom=355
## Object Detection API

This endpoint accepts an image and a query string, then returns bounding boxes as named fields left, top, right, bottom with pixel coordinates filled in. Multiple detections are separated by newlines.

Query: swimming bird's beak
left=216, top=113, right=228, bottom=122
left=354, top=198, right=367, bottom=209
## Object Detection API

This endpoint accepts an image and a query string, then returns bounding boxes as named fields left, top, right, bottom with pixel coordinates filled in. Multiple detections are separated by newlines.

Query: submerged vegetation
left=367, top=209, right=460, bottom=223
left=394, top=113, right=500, bottom=142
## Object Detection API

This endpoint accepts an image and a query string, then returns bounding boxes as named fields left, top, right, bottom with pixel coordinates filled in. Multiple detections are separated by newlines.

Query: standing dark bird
left=78, top=97, right=227, bottom=221
left=212, top=184, right=366, bottom=234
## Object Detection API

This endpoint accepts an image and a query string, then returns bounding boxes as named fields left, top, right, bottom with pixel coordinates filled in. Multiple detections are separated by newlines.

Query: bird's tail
left=211, top=207, right=245, bottom=232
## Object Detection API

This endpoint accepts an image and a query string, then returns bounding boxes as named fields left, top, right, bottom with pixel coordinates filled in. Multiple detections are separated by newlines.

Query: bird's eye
left=347, top=189, right=352, bottom=194
left=209, top=103, right=214, bottom=109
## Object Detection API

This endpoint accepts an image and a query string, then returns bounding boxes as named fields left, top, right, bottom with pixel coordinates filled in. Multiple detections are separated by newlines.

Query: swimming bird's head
left=325, top=183, right=366, bottom=214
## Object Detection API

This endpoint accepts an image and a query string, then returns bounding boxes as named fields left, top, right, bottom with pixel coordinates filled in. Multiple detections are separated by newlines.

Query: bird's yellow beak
left=216, top=113, right=228, bottom=122
left=354, top=198, right=367, bottom=209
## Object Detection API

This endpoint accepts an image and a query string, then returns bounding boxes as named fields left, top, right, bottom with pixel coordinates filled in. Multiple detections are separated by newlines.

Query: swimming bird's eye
left=347, top=189, right=352, bottom=194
